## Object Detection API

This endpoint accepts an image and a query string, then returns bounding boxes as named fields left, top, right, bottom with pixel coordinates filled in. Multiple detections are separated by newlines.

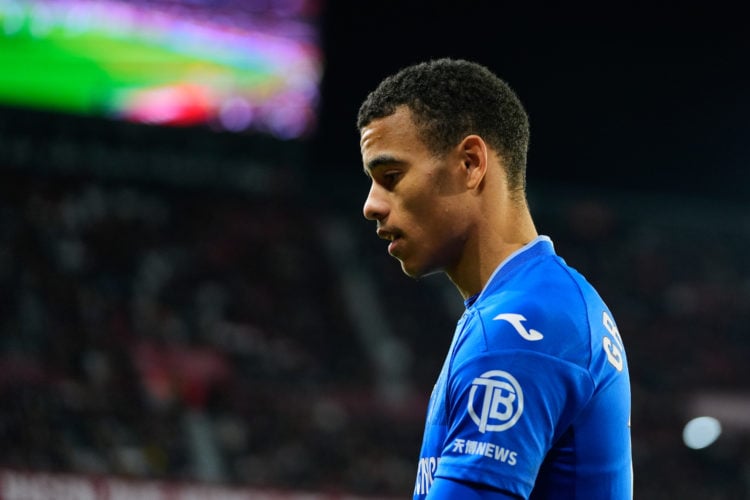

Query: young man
left=357, top=59, right=632, bottom=499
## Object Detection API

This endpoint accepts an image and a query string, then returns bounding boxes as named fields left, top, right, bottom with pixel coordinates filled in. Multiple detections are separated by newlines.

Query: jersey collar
left=464, top=235, right=556, bottom=308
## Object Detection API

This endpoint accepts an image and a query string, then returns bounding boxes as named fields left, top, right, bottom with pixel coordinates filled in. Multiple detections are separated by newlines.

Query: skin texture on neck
left=361, top=106, right=538, bottom=301
left=440, top=130, right=538, bottom=300
left=447, top=192, right=538, bottom=300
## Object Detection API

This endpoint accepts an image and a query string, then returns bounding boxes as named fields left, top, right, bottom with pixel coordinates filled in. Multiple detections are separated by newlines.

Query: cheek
left=410, top=199, right=462, bottom=246
left=402, top=195, right=442, bottom=232
left=398, top=173, right=466, bottom=240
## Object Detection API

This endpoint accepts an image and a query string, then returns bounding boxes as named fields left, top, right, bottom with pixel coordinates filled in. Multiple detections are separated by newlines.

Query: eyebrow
left=363, top=154, right=405, bottom=177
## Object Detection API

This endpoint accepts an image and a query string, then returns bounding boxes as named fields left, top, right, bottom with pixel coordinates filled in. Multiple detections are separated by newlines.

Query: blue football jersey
left=414, top=236, right=632, bottom=499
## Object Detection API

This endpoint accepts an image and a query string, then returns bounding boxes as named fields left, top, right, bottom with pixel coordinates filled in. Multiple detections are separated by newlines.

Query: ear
left=458, top=135, right=488, bottom=190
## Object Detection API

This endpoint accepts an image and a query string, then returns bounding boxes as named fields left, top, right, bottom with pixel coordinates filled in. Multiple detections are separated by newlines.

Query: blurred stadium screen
left=0, top=0, right=322, bottom=139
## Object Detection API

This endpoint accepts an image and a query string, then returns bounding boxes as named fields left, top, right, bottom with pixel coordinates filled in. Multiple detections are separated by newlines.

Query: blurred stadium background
left=1, top=1, right=749, bottom=498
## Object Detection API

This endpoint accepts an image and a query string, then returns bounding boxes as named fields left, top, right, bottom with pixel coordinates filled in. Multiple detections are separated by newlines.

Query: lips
left=376, top=227, right=402, bottom=256
left=387, top=236, right=401, bottom=255
left=377, top=227, right=394, bottom=240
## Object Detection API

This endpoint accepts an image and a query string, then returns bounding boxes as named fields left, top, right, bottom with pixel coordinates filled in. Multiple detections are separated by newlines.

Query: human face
left=360, top=107, right=470, bottom=278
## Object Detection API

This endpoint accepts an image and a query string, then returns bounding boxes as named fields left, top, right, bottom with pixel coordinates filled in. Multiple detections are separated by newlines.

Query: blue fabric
left=427, top=477, right=520, bottom=499
left=414, top=237, right=632, bottom=500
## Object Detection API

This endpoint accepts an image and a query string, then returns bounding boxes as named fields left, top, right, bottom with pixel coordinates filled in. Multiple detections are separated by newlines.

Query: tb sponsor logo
left=493, top=313, right=544, bottom=341
left=468, top=370, right=524, bottom=433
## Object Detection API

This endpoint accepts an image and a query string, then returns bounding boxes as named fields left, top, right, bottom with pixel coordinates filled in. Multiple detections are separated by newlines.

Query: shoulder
left=471, top=254, right=607, bottom=368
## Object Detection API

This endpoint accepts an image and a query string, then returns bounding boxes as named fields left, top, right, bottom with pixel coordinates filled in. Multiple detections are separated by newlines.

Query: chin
left=399, top=259, right=440, bottom=280
left=398, top=259, right=421, bottom=279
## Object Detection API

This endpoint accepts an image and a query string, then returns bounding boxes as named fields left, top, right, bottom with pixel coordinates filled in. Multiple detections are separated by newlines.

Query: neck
left=447, top=199, right=538, bottom=300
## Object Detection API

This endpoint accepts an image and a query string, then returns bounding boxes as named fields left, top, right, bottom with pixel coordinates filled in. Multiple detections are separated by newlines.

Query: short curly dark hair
left=357, top=58, right=530, bottom=195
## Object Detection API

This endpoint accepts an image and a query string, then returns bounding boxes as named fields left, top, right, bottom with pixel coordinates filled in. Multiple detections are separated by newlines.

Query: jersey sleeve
left=427, top=477, right=522, bottom=500
left=433, top=348, right=594, bottom=499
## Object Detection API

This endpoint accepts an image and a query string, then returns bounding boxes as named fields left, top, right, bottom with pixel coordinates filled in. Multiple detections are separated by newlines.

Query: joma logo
left=493, top=313, right=544, bottom=341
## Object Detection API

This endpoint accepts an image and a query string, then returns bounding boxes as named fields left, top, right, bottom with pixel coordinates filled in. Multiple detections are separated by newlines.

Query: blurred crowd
left=0, top=170, right=411, bottom=494
left=1, top=170, right=748, bottom=498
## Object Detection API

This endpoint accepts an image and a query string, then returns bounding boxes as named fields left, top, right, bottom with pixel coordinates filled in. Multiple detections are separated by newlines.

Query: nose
left=363, top=182, right=388, bottom=221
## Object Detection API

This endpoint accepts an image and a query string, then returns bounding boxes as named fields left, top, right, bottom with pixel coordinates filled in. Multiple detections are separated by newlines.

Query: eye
left=381, top=171, right=401, bottom=187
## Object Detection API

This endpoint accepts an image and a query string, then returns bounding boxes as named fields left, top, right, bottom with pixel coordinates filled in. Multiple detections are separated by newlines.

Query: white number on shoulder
left=602, top=311, right=624, bottom=372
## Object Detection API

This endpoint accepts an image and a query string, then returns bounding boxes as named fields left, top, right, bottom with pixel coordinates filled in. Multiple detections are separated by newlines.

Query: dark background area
left=315, top=1, right=750, bottom=202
